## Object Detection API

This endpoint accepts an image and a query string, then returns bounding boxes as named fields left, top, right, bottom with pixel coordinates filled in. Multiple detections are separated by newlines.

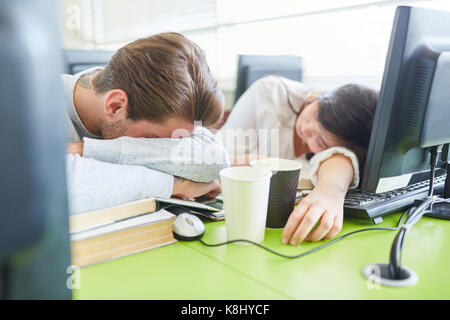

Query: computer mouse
left=172, top=213, right=205, bottom=241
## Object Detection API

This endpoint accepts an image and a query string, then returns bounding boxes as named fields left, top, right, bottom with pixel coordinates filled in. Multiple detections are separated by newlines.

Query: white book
left=71, top=209, right=175, bottom=242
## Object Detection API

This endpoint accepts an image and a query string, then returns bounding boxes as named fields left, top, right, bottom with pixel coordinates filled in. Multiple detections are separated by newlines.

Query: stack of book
left=69, top=198, right=176, bottom=267
left=69, top=195, right=225, bottom=267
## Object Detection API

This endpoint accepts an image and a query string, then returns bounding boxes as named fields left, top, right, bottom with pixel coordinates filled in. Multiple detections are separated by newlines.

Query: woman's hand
left=172, top=178, right=222, bottom=199
left=282, top=153, right=354, bottom=245
left=282, top=186, right=345, bottom=245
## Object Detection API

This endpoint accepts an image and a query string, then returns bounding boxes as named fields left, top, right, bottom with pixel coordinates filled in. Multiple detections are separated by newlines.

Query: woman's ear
left=103, top=89, right=129, bottom=119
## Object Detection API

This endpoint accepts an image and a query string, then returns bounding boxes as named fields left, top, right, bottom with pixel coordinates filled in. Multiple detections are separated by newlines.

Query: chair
left=63, top=49, right=114, bottom=75
left=234, top=54, right=303, bottom=103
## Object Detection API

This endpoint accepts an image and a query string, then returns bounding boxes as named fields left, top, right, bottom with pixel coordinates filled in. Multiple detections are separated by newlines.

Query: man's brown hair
left=92, top=32, right=223, bottom=127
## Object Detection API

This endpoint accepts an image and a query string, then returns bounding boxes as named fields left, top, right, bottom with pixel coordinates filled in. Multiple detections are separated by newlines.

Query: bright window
left=63, top=0, right=450, bottom=107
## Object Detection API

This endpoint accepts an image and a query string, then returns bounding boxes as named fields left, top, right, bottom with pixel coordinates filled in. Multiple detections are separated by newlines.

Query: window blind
left=217, top=0, right=409, bottom=24
left=92, top=0, right=217, bottom=44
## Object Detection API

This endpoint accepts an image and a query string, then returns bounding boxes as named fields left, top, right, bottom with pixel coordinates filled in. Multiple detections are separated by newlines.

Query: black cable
left=199, top=210, right=409, bottom=259
left=388, top=198, right=437, bottom=279
left=428, top=145, right=443, bottom=197
left=389, top=226, right=407, bottom=279
left=428, top=146, right=438, bottom=196
left=388, top=145, right=443, bottom=280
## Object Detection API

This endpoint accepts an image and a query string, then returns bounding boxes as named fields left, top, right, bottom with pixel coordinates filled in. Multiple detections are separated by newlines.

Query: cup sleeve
left=309, top=146, right=360, bottom=189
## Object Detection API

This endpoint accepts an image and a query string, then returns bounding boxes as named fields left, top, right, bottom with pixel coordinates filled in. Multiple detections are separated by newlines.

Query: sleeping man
left=64, top=32, right=230, bottom=213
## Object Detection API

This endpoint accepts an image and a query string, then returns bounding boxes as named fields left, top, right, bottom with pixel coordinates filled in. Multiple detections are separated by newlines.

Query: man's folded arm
left=82, top=127, right=230, bottom=183
left=66, top=154, right=174, bottom=215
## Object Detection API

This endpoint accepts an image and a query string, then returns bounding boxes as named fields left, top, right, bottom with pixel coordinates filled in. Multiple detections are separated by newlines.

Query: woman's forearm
left=315, top=154, right=354, bottom=194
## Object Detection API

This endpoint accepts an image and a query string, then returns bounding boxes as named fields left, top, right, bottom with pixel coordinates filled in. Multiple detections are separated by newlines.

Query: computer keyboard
left=344, top=174, right=447, bottom=224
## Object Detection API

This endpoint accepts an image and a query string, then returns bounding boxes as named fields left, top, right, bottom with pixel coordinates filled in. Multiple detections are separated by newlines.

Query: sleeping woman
left=217, top=75, right=378, bottom=246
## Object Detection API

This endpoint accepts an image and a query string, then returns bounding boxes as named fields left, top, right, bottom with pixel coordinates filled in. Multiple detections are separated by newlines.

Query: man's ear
left=103, top=89, right=129, bottom=119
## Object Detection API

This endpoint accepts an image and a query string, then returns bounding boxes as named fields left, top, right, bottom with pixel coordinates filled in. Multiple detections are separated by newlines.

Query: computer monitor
left=234, top=54, right=302, bottom=103
left=362, top=6, right=450, bottom=195
left=0, top=0, right=71, bottom=299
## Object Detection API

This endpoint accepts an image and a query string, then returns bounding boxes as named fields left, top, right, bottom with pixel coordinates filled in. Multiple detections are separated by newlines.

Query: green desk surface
left=74, top=213, right=450, bottom=300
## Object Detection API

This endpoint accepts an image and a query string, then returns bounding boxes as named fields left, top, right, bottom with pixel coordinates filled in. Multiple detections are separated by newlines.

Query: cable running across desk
left=199, top=211, right=409, bottom=259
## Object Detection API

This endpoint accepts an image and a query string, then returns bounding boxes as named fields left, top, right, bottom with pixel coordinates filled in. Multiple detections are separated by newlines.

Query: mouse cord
left=198, top=210, right=409, bottom=259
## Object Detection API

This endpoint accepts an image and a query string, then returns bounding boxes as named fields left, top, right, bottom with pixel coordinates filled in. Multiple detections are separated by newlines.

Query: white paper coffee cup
left=219, top=166, right=272, bottom=244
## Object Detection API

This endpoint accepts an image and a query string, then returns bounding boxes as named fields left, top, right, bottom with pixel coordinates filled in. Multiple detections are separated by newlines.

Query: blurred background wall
left=60, top=0, right=450, bottom=110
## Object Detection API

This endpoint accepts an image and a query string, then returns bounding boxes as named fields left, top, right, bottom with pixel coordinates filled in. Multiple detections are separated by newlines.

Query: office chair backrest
left=63, top=49, right=114, bottom=75
left=234, top=54, right=303, bottom=103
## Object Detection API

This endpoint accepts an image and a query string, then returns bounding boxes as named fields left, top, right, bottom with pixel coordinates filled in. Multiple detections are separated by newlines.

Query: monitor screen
left=361, top=6, right=450, bottom=194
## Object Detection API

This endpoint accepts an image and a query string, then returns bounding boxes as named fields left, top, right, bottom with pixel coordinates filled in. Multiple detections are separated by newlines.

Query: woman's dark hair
left=279, top=77, right=378, bottom=178
left=316, top=84, right=378, bottom=175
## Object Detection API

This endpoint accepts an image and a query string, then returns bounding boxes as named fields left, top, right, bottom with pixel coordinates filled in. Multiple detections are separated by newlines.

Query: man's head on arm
left=74, top=32, right=224, bottom=139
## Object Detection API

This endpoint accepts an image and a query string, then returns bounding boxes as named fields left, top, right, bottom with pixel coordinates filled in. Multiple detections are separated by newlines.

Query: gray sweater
left=63, top=68, right=229, bottom=214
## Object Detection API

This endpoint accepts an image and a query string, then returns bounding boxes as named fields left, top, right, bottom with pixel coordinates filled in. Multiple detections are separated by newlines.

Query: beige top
left=218, top=75, right=310, bottom=160
left=218, top=75, right=359, bottom=189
